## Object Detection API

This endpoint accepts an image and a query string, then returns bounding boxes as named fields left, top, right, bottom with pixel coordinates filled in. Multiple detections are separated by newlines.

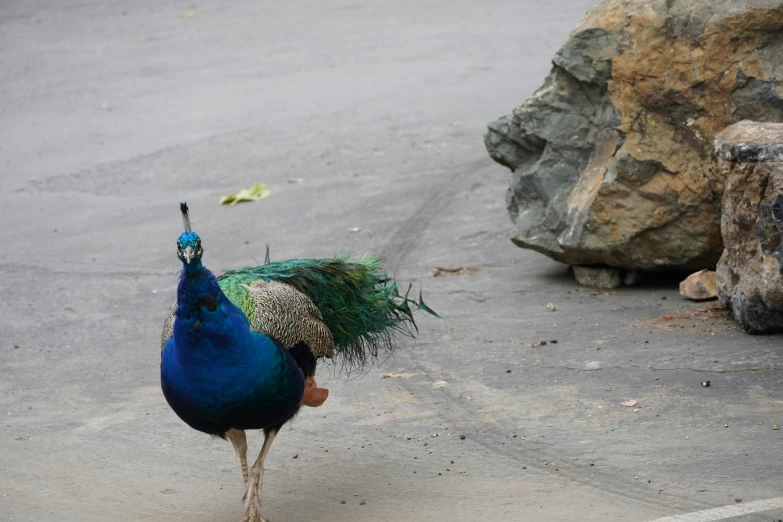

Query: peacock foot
left=242, top=468, right=267, bottom=522
left=302, top=376, right=328, bottom=407
left=239, top=506, right=268, bottom=522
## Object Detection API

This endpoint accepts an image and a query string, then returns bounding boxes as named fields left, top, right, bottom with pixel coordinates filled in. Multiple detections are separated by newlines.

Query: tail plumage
left=218, top=252, right=437, bottom=368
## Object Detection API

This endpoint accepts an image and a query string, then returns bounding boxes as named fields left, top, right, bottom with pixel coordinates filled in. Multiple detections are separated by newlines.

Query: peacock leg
left=241, top=427, right=278, bottom=522
left=225, top=428, right=249, bottom=486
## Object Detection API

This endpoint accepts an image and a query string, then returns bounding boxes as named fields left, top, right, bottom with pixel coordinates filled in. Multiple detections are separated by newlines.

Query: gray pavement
left=3, top=1, right=783, bottom=521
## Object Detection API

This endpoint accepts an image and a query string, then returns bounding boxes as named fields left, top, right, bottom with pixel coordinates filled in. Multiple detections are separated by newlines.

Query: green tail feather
left=217, top=252, right=436, bottom=368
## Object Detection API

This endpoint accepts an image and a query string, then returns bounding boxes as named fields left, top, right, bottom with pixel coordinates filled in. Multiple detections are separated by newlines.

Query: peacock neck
left=177, top=261, right=220, bottom=309
left=182, top=259, right=207, bottom=283
left=173, top=259, right=260, bottom=360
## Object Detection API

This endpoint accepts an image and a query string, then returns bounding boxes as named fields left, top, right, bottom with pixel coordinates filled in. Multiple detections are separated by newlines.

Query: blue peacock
left=160, top=203, right=435, bottom=522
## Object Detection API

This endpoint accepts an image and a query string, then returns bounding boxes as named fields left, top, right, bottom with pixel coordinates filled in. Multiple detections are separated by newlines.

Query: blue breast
left=160, top=267, right=305, bottom=435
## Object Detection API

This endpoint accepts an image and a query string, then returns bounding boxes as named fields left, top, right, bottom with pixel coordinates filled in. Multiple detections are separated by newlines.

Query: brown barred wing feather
left=242, top=281, right=336, bottom=359
left=161, top=303, right=177, bottom=352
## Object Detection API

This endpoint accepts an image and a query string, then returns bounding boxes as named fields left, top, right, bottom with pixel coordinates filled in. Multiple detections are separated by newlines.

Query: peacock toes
left=301, top=376, right=328, bottom=407
left=241, top=427, right=278, bottom=522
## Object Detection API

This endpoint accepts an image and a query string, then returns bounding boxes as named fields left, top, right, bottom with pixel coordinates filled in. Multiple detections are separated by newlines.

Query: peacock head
left=177, top=232, right=203, bottom=265
left=176, top=203, right=203, bottom=265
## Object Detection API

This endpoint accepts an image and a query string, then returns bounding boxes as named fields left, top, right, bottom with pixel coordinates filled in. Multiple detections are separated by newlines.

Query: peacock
left=160, top=203, right=435, bottom=522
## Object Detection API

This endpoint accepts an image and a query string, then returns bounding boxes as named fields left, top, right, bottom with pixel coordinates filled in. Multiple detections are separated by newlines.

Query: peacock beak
left=183, top=246, right=195, bottom=264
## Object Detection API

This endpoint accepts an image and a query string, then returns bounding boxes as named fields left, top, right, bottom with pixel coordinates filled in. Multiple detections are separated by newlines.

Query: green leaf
left=219, top=183, right=271, bottom=206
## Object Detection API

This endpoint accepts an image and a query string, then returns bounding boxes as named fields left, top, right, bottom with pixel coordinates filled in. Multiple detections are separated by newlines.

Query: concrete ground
left=3, top=1, right=783, bottom=521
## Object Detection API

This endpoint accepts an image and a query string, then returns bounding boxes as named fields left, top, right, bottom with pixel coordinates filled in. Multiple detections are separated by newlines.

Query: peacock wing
left=241, top=280, right=335, bottom=358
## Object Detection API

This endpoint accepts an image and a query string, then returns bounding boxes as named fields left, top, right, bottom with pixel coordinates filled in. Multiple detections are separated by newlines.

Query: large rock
left=485, top=0, right=783, bottom=271
left=715, top=121, right=783, bottom=334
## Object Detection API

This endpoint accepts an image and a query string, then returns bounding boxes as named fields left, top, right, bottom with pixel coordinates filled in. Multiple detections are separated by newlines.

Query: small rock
left=679, top=270, right=718, bottom=301
left=735, top=498, right=742, bottom=503
left=293, top=454, right=298, bottom=459
left=459, top=435, right=466, bottom=440
left=702, top=381, right=711, bottom=387
left=550, top=340, right=558, bottom=344
left=572, top=266, right=622, bottom=289
left=540, top=341, right=548, bottom=346
left=359, top=501, right=366, bottom=505
left=341, top=500, right=346, bottom=504
left=546, top=302, right=557, bottom=311
left=774, top=424, right=780, bottom=430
